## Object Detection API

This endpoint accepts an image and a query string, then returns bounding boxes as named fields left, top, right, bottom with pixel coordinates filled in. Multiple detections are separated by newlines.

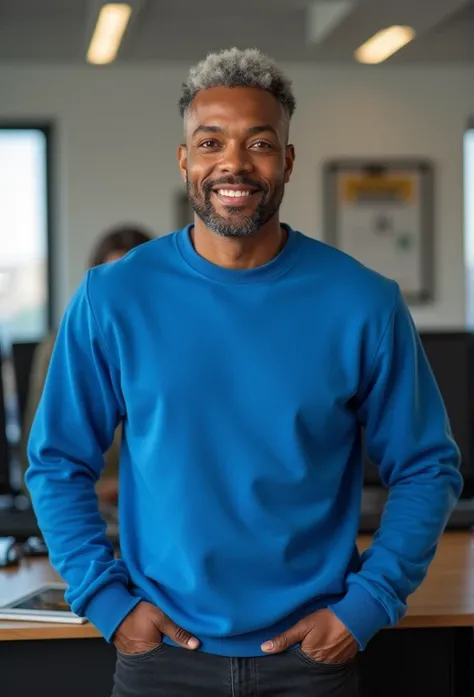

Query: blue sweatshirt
left=26, top=225, right=462, bottom=656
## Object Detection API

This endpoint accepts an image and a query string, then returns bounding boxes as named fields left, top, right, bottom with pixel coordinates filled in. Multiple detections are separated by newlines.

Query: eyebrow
left=191, top=124, right=279, bottom=139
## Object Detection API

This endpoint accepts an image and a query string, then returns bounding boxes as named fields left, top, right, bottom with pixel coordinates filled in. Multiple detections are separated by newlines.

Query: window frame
left=464, top=121, right=474, bottom=329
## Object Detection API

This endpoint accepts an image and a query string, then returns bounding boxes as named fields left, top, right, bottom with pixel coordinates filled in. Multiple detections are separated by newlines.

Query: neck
left=190, top=217, right=287, bottom=270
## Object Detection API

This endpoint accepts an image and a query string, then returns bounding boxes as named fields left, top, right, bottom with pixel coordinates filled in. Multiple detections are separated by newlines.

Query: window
left=465, top=126, right=474, bottom=328
left=0, top=125, right=52, bottom=346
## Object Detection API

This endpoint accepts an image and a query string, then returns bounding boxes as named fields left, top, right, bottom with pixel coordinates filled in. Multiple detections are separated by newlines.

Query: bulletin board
left=323, top=159, right=435, bottom=304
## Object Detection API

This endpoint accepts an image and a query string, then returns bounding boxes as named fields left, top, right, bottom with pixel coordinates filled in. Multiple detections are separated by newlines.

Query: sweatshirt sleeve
left=25, top=271, right=140, bottom=641
left=329, top=286, right=463, bottom=649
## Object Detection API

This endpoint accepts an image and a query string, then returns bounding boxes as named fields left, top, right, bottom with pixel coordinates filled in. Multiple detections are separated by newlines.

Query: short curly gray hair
left=179, top=47, right=296, bottom=122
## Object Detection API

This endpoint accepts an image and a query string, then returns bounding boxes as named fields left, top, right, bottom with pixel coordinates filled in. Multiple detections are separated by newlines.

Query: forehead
left=186, top=86, right=284, bottom=135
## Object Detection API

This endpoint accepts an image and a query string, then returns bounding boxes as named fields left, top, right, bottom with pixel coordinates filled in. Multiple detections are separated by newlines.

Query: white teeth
left=217, top=189, right=251, bottom=198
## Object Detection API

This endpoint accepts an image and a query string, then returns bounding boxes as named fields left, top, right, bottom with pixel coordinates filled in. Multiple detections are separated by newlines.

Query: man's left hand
left=261, top=609, right=358, bottom=664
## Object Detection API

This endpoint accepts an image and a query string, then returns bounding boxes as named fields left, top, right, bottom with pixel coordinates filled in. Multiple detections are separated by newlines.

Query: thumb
left=158, top=615, right=200, bottom=651
left=261, top=619, right=308, bottom=654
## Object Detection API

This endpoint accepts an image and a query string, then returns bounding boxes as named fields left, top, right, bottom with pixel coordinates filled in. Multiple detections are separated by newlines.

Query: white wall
left=0, top=63, right=472, bottom=327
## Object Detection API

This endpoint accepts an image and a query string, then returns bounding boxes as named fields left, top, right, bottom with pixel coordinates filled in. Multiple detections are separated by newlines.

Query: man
left=26, top=48, right=462, bottom=697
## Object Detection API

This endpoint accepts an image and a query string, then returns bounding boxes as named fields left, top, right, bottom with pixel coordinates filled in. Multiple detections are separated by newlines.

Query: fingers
left=158, top=615, right=200, bottom=650
left=261, top=618, right=308, bottom=654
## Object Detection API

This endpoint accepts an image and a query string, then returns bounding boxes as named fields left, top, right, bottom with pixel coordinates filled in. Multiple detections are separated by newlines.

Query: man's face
left=178, top=86, right=295, bottom=238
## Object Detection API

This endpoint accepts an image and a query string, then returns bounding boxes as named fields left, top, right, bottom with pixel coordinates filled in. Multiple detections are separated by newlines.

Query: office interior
left=0, top=0, right=474, bottom=695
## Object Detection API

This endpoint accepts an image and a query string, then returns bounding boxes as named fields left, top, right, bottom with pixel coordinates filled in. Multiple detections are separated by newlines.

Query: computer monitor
left=0, top=351, right=12, bottom=495
left=363, top=331, right=474, bottom=497
left=11, top=341, right=38, bottom=431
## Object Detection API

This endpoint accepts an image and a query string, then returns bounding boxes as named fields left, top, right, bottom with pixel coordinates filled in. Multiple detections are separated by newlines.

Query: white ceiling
left=0, top=0, right=472, bottom=64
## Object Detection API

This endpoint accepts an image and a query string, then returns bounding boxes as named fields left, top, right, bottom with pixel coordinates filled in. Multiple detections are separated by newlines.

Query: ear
left=177, top=144, right=187, bottom=183
left=284, top=144, right=295, bottom=184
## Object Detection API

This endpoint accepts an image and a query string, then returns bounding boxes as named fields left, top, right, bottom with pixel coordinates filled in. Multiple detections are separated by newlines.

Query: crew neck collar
left=175, top=223, right=299, bottom=285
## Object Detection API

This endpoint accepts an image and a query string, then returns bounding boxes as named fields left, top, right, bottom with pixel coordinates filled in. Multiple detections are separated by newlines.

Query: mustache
left=203, top=176, right=266, bottom=194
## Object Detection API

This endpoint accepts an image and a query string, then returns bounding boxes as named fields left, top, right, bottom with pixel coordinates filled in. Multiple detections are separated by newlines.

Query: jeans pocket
left=116, top=642, right=165, bottom=661
left=296, top=648, right=354, bottom=671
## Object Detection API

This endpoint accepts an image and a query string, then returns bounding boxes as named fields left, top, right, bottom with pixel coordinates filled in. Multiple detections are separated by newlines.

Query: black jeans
left=112, top=643, right=359, bottom=696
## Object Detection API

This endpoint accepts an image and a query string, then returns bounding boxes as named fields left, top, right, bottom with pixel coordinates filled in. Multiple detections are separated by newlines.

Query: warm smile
left=212, top=188, right=261, bottom=206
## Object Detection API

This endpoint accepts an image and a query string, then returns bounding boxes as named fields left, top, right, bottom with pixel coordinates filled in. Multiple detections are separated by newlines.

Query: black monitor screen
left=12, top=341, right=38, bottom=430
left=0, top=354, right=11, bottom=494
left=363, top=331, right=473, bottom=494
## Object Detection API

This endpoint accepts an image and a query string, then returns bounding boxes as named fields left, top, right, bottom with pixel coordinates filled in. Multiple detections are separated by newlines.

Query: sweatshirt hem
left=162, top=594, right=343, bottom=658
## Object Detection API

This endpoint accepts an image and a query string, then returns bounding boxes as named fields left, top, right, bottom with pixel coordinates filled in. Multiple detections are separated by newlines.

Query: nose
left=218, top=142, right=254, bottom=175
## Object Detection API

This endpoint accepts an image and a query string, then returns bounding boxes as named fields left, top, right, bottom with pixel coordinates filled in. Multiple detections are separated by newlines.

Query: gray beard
left=186, top=178, right=284, bottom=238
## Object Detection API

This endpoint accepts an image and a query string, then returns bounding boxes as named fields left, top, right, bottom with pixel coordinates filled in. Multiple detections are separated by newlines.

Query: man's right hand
left=113, top=601, right=200, bottom=655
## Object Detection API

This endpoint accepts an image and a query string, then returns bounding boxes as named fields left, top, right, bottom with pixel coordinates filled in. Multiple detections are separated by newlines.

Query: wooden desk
left=0, top=559, right=100, bottom=641
left=360, top=531, right=474, bottom=628
left=0, top=533, right=473, bottom=696
left=2, top=532, right=474, bottom=639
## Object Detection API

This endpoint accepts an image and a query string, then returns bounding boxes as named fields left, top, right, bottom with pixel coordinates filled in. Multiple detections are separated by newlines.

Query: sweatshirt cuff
left=82, top=582, right=141, bottom=642
left=328, top=583, right=390, bottom=650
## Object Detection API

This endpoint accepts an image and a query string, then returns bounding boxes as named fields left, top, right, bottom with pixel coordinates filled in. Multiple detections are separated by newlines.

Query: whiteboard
left=323, top=160, right=434, bottom=304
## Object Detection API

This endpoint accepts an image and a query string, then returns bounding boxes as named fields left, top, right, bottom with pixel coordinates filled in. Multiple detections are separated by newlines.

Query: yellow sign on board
left=341, top=175, right=414, bottom=204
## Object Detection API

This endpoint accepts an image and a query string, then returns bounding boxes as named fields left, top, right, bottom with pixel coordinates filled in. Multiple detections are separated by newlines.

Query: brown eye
left=251, top=141, right=273, bottom=150
left=199, top=140, right=220, bottom=149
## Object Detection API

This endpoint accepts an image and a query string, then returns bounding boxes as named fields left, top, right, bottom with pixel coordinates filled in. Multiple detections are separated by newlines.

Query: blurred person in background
left=21, top=224, right=153, bottom=504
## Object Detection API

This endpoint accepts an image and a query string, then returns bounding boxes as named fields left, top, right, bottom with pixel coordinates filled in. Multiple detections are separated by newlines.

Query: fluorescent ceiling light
left=87, top=3, right=132, bottom=65
left=355, top=25, right=416, bottom=64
